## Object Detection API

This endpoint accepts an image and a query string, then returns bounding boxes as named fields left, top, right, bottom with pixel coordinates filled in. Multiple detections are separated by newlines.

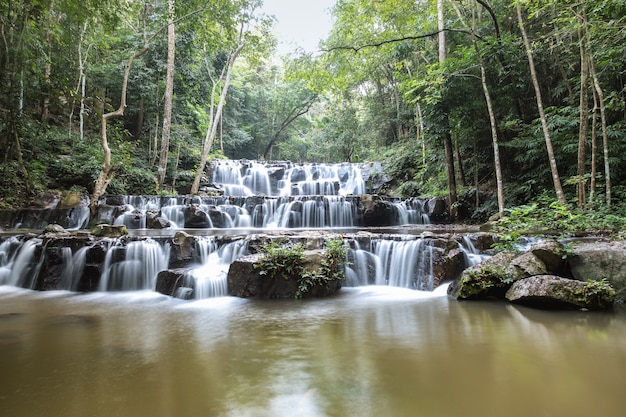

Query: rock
left=43, top=224, right=68, bottom=235
left=447, top=251, right=518, bottom=299
left=184, top=204, right=212, bottom=228
left=227, top=249, right=342, bottom=299
left=426, top=197, right=447, bottom=219
left=170, top=231, right=196, bottom=267
left=505, top=275, right=615, bottom=310
left=155, top=269, right=195, bottom=298
left=146, top=210, right=171, bottom=229
left=529, top=239, right=566, bottom=274
left=58, top=191, right=86, bottom=208
left=91, top=224, right=128, bottom=237
left=509, top=252, right=549, bottom=279
left=568, top=240, right=626, bottom=301
left=360, top=195, right=395, bottom=227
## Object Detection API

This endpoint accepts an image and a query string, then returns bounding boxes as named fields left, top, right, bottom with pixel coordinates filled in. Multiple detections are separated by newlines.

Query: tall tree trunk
left=191, top=41, right=245, bottom=194
left=589, top=86, right=598, bottom=205
left=438, top=0, right=457, bottom=219
left=588, top=55, right=610, bottom=206
left=454, top=134, right=466, bottom=187
left=576, top=12, right=589, bottom=209
left=41, top=0, right=55, bottom=123
left=516, top=2, right=567, bottom=206
left=450, top=0, right=504, bottom=216
left=89, top=48, right=148, bottom=215
left=157, top=0, right=176, bottom=189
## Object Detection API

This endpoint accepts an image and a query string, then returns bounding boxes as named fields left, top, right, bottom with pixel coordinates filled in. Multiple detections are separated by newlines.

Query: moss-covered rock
left=447, top=251, right=518, bottom=299
left=505, top=275, right=615, bottom=310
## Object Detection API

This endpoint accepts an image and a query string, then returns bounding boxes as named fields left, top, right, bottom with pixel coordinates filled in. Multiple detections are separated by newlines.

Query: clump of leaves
left=254, top=238, right=349, bottom=299
left=295, top=238, right=349, bottom=299
left=255, top=239, right=306, bottom=281
left=574, top=279, right=616, bottom=309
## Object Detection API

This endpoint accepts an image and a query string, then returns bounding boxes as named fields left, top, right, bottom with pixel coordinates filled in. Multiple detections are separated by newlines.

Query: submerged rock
left=505, top=275, right=615, bottom=310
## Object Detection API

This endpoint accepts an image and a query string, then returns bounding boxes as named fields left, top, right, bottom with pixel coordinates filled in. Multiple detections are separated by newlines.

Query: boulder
left=568, top=239, right=626, bottom=301
left=227, top=249, right=341, bottom=299
left=42, top=224, right=68, bottom=235
left=505, top=275, right=615, bottom=310
left=155, top=269, right=195, bottom=299
left=360, top=195, right=395, bottom=227
left=184, top=204, right=212, bottom=228
left=170, top=231, right=196, bottom=268
left=447, top=251, right=518, bottom=299
left=91, top=224, right=128, bottom=238
left=146, top=210, right=171, bottom=229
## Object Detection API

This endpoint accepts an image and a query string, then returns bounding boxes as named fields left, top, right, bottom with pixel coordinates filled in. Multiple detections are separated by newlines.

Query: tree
left=515, top=0, right=567, bottom=206
left=157, top=0, right=176, bottom=189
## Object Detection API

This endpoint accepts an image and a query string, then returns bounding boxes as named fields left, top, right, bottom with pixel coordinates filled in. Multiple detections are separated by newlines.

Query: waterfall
left=187, top=237, right=249, bottom=299
left=99, top=239, right=169, bottom=291
left=0, top=238, right=43, bottom=289
left=346, top=238, right=436, bottom=291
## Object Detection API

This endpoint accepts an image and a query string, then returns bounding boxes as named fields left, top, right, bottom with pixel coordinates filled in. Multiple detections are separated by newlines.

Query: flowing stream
left=1, top=160, right=625, bottom=416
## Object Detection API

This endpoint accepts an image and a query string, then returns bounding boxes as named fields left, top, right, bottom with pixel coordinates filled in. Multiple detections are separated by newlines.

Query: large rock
left=568, top=239, right=626, bottom=301
left=505, top=275, right=615, bottom=310
left=184, top=204, right=212, bottom=228
left=227, top=249, right=341, bottom=299
left=447, top=251, right=518, bottom=299
left=155, top=269, right=195, bottom=299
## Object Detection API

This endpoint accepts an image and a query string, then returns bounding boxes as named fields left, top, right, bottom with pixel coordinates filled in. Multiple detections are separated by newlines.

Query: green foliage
left=254, top=238, right=348, bottom=299
left=255, top=239, right=306, bottom=282
left=574, top=279, right=616, bottom=308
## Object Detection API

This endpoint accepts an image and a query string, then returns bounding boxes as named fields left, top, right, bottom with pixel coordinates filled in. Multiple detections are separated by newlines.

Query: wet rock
left=184, top=204, right=212, bottom=228
left=170, top=231, right=196, bottom=267
left=92, top=224, right=128, bottom=237
left=43, top=224, right=68, bottom=235
left=505, top=275, right=615, bottom=310
left=448, top=251, right=518, bottom=299
left=227, top=249, right=341, bottom=299
left=426, top=197, right=447, bottom=219
left=156, top=269, right=195, bottom=298
left=361, top=195, right=395, bottom=227
left=145, top=210, right=171, bottom=229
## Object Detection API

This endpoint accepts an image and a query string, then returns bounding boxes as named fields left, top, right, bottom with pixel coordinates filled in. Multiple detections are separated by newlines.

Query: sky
left=261, top=0, right=336, bottom=54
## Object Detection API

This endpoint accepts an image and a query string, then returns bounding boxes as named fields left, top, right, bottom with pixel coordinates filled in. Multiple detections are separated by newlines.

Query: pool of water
left=1, top=285, right=624, bottom=417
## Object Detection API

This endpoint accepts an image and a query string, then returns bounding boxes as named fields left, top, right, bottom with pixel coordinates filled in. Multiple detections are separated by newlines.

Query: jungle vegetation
left=0, top=0, right=625, bottom=231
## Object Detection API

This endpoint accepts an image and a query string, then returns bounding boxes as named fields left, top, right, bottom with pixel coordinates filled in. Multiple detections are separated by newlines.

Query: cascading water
left=187, top=237, right=250, bottom=299
left=345, top=238, right=435, bottom=291
left=0, top=159, right=486, bottom=299
left=98, top=239, right=169, bottom=291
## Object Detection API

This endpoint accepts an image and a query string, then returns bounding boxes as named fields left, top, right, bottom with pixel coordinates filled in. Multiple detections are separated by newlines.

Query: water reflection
left=0, top=286, right=625, bottom=417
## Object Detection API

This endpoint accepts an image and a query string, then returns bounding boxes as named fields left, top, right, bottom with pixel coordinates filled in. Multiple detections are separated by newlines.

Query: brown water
left=0, top=285, right=624, bottom=417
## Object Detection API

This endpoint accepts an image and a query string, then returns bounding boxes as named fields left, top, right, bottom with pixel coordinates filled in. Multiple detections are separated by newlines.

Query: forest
left=0, top=0, right=625, bottom=231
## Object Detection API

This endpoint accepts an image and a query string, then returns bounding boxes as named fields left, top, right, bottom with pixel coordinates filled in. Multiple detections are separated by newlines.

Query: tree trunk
left=191, top=41, right=245, bottom=194
left=516, top=2, right=567, bottom=206
left=589, top=86, right=598, bottom=205
left=438, top=0, right=457, bottom=219
left=588, top=55, right=610, bottom=206
left=450, top=1, right=504, bottom=216
left=576, top=12, right=589, bottom=209
left=89, top=48, right=148, bottom=216
left=157, top=0, right=176, bottom=189
left=454, top=134, right=467, bottom=187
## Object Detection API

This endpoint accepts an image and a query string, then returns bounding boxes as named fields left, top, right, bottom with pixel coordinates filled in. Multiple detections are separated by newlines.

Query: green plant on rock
left=295, top=238, right=349, bottom=298
left=574, top=279, right=616, bottom=308
left=254, top=238, right=349, bottom=299
left=255, top=239, right=306, bottom=282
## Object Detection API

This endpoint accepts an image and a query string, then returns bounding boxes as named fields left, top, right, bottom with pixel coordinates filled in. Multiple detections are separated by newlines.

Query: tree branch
left=321, top=28, right=480, bottom=53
